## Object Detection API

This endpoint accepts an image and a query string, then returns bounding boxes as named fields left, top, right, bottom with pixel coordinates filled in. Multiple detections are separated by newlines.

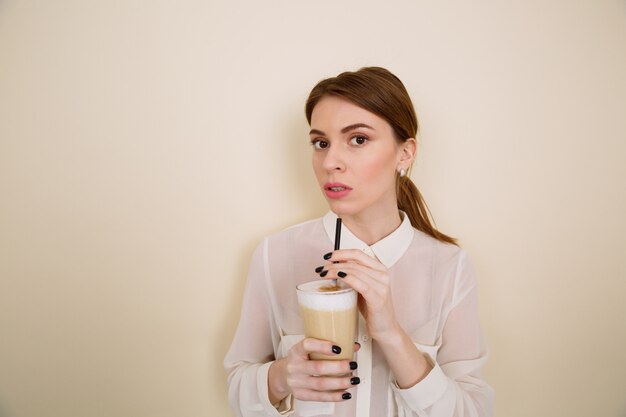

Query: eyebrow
left=309, top=123, right=375, bottom=136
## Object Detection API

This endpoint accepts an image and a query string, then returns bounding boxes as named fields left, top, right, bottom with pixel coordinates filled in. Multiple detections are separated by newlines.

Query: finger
left=325, top=249, right=386, bottom=272
left=319, top=265, right=389, bottom=309
left=322, top=263, right=389, bottom=287
left=323, top=266, right=388, bottom=300
left=299, top=359, right=355, bottom=377
left=354, top=342, right=361, bottom=352
left=341, top=274, right=378, bottom=302
left=319, top=260, right=379, bottom=281
left=299, top=375, right=355, bottom=391
left=292, top=388, right=353, bottom=402
left=291, top=338, right=342, bottom=359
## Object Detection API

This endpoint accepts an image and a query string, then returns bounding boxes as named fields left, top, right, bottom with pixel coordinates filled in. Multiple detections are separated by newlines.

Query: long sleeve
left=224, top=216, right=493, bottom=417
left=390, top=252, right=494, bottom=417
left=224, top=240, right=293, bottom=417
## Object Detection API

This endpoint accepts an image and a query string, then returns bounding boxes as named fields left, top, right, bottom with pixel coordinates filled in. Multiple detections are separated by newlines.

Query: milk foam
left=297, top=280, right=356, bottom=311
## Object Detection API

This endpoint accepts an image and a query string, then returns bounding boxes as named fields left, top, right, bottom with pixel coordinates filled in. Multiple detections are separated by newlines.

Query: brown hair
left=305, top=67, right=457, bottom=245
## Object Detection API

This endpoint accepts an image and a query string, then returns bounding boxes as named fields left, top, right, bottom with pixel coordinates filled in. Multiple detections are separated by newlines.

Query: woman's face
left=309, top=95, right=413, bottom=219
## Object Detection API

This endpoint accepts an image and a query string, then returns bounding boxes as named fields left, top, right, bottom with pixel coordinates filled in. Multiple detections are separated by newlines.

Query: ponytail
left=397, top=175, right=457, bottom=245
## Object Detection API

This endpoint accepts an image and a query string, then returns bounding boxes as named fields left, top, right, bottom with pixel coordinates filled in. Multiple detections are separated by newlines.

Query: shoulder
left=258, top=216, right=328, bottom=254
left=246, top=216, right=324, bottom=271
left=266, top=216, right=323, bottom=240
left=409, top=227, right=467, bottom=265
left=410, top=228, right=477, bottom=292
left=249, top=216, right=329, bottom=284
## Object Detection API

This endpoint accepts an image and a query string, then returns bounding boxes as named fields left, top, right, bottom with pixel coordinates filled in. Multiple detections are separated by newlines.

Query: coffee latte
left=296, top=280, right=357, bottom=360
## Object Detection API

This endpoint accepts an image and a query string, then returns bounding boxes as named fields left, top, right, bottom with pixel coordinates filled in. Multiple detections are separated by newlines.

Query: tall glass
left=296, top=280, right=357, bottom=360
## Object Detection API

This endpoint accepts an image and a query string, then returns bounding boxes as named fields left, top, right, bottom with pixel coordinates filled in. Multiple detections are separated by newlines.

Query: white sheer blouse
left=224, top=212, right=493, bottom=417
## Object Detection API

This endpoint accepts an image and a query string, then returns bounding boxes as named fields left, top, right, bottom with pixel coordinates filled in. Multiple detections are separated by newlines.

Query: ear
left=399, top=138, right=417, bottom=165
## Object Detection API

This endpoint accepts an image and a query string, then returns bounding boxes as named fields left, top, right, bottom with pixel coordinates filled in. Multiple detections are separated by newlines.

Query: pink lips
left=324, top=182, right=352, bottom=199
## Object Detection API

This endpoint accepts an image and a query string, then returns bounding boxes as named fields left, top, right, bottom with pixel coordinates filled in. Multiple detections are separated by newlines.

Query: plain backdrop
left=1, top=1, right=625, bottom=416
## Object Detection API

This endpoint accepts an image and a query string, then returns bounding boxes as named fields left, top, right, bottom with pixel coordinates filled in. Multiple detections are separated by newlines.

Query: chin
left=325, top=200, right=363, bottom=217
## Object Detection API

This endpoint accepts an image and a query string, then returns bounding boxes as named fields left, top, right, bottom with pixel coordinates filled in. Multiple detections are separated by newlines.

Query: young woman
left=224, top=67, right=493, bottom=417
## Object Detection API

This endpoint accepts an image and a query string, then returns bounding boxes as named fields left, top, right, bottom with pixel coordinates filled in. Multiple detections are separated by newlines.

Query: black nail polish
left=349, top=361, right=358, bottom=370
left=315, top=266, right=324, bottom=273
left=355, top=342, right=361, bottom=348
left=323, top=252, right=332, bottom=260
left=350, top=377, right=360, bottom=385
left=342, top=392, right=352, bottom=400
left=338, top=271, right=347, bottom=278
left=320, top=270, right=328, bottom=277
left=332, top=345, right=341, bottom=354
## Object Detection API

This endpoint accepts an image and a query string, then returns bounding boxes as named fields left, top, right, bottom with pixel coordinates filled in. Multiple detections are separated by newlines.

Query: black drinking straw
left=333, top=218, right=342, bottom=286
left=334, top=218, right=342, bottom=251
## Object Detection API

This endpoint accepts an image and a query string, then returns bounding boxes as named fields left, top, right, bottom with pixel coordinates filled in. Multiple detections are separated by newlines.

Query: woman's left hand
left=319, top=249, right=434, bottom=389
left=320, top=249, right=400, bottom=341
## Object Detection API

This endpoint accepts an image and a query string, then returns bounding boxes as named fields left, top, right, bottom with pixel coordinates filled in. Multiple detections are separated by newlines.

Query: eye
left=349, top=135, right=368, bottom=146
left=311, top=139, right=329, bottom=150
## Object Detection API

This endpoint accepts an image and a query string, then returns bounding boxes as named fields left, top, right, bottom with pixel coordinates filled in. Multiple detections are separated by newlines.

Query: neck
left=340, top=205, right=402, bottom=246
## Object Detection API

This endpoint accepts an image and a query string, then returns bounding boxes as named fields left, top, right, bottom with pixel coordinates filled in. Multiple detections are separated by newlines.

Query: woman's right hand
left=268, top=338, right=359, bottom=403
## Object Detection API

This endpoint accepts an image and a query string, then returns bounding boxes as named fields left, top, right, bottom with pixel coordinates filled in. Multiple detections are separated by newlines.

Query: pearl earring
left=399, top=168, right=406, bottom=177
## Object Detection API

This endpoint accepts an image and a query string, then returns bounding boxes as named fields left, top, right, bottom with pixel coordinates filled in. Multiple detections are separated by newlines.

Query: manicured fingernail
left=320, top=270, right=328, bottom=277
left=332, top=345, right=341, bottom=354
left=355, top=342, right=361, bottom=348
left=338, top=271, right=347, bottom=278
left=323, top=252, right=332, bottom=260
left=350, top=377, right=360, bottom=385
left=349, top=361, right=358, bottom=370
left=315, top=266, right=324, bottom=273
left=342, top=392, right=352, bottom=400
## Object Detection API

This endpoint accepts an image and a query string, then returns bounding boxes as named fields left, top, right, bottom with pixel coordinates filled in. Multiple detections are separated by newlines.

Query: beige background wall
left=1, top=1, right=625, bottom=416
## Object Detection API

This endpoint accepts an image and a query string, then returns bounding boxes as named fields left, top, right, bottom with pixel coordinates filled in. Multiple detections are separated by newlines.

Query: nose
left=322, top=144, right=346, bottom=172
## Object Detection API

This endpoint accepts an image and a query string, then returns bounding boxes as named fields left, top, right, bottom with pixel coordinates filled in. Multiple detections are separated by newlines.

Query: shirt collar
left=322, top=211, right=414, bottom=269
